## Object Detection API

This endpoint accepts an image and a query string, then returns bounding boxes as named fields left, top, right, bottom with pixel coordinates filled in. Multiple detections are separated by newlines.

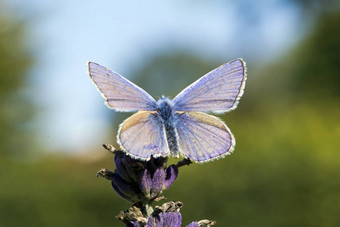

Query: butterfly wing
left=175, top=112, right=235, bottom=163
left=117, top=111, right=170, bottom=160
left=173, top=59, right=246, bottom=113
left=88, top=62, right=157, bottom=112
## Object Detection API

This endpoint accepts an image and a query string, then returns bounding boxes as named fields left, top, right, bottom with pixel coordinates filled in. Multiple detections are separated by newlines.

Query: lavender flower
left=146, top=211, right=182, bottom=226
left=118, top=201, right=215, bottom=227
left=109, top=148, right=178, bottom=203
left=97, top=144, right=215, bottom=227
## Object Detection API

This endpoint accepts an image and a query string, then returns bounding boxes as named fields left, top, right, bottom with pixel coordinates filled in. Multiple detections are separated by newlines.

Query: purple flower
left=126, top=207, right=216, bottom=227
left=97, top=145, right=215, bottom=227
left=141, top=211, right=182, bottom=227
left=111, top=150, right=178, bottom=203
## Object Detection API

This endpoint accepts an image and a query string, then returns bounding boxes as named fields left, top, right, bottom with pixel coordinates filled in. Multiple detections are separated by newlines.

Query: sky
left=8, top=0, right=301, bottom=154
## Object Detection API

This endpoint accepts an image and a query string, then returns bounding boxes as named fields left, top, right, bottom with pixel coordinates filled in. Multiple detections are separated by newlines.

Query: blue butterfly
left=88, top=59, right=246, bottom=163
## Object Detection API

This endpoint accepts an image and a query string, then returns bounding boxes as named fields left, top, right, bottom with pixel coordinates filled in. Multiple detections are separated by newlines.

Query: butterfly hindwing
left=173, top=59, right=246, bottom=113
left=88, top=62, right=157, bottom=112
left=118, top=111, right=170, bottom=160
left=175, top=112, right=235, bottom=163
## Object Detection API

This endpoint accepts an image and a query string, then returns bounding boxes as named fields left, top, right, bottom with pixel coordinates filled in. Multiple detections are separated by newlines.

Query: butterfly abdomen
left=164, top=121, right=179, bottom=157
left=156, top=97, right=179, bottom=157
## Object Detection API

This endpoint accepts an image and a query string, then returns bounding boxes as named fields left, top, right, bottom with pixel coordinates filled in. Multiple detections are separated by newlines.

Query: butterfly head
left=156, top=96, right=174, bottom=121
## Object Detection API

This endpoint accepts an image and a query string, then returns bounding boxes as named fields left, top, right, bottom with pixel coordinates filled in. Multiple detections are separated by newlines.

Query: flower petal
left=151, top=168, right=166, bottom=197
left=111, top=173, right=140, bottom=203
left=162, top=212, right=182, bottom=227
left=163, top=165, right=178, bottom=190
left=138, top=169, right=152, bottom=198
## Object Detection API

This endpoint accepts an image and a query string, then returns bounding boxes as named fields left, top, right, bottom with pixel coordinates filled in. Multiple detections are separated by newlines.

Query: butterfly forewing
left=88, top=62, right=156, bottom=112
left=118, top=111, right=170, bottom=160
left=175, top=112, right=235, bottom=162
left=173, top=59, right=246, bottom=113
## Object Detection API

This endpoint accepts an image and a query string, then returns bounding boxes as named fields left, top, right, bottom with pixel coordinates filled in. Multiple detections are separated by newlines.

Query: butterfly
left=88, top=59, right=246, bottom=163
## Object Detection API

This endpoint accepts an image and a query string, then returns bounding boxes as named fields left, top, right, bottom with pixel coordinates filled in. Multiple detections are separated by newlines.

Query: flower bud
left=111, top=150, right=178, bottom=203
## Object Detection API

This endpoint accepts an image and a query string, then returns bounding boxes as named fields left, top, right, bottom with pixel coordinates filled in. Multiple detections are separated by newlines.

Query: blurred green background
left=0, top=0, right=339, bottom=226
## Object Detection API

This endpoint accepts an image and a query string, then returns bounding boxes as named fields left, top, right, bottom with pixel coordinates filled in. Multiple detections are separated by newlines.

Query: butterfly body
left=88, top=59, right=247, bottom=163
